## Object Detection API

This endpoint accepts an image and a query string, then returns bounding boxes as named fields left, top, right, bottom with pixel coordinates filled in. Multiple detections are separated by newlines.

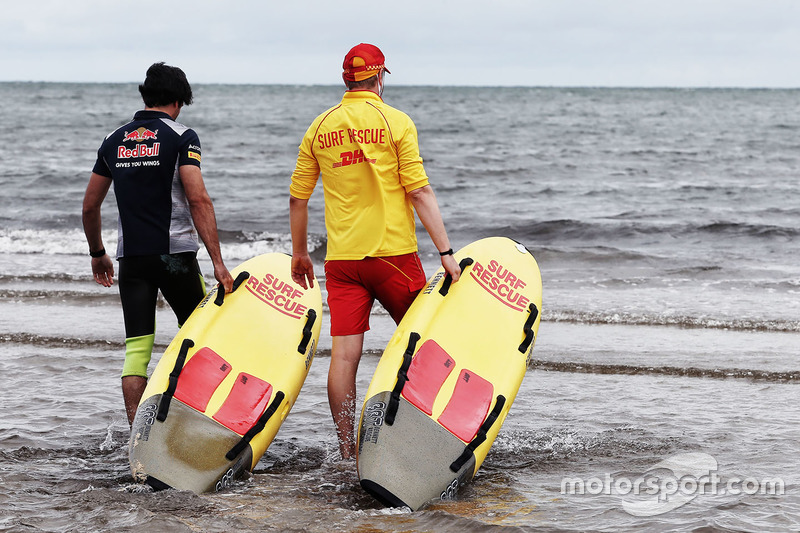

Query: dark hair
left=345, top=75, right=380, bottom=91
left=138, top=62, right=193, bottom=108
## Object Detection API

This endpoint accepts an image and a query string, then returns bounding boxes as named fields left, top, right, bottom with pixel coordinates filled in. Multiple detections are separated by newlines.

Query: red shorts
left=324, top=252, right=427, bottom=336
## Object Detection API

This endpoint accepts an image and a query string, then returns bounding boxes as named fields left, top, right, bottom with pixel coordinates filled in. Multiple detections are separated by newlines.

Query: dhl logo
left=333, top=149, right=376, bottom=168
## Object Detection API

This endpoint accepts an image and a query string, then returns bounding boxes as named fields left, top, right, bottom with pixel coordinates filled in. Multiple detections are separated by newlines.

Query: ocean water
left=0, top=83, right=798, bottom=532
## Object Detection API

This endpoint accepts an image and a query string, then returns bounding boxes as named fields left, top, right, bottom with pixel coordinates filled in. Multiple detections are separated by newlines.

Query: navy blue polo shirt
left=93, top=110, right=203, bottom=258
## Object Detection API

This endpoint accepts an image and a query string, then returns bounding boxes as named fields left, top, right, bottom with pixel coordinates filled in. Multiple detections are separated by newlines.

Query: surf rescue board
left=129, top=252, right=322, bottom=493
left=357, top=237, right=542, bottom=510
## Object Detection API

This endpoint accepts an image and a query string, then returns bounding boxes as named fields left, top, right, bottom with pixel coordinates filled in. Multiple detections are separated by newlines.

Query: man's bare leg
left=122, top=375, right=147, bottom=426
left=328, top=333, right=365, bottom=459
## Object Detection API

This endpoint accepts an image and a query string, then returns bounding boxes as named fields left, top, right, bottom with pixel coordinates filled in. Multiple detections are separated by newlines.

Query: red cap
left=342, top=43, right=390, bottom=82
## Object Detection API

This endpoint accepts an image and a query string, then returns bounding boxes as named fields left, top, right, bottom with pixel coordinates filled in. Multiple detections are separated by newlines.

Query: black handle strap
left=384, top=332, right=421, bottom=426
left=214, top=271, right=251, bottom=306
left=449, top=394, right=506, bottom=472
left=439, top=257, right=474, bottom=296
left=518, top=303, right=539, bottom=354
left=225, top=391, right=286, bottom=460
left=156, top=338, right=195, bottom=422
left=297, top=309, right=317, bottom=354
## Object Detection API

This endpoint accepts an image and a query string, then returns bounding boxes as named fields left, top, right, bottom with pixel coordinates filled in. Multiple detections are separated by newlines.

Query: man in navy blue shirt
left=83, top=62, right=233, bottom=425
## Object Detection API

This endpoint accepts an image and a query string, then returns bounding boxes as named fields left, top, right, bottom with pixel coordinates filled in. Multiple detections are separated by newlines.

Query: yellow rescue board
left=129, top=253, right=322, bottom=493
left=357, top=237, right=542, bottom=510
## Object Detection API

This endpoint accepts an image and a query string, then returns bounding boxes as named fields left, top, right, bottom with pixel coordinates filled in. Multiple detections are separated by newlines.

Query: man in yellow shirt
left=289, top=43, right=461, bottom=459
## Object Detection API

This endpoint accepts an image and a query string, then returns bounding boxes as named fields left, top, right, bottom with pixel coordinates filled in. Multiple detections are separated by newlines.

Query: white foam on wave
left=1, top=227, right=322, bottom=261
left=200, top=230, right=324, bottom=262
left=0, top=228, right=118, bottom=255
left=206, top=230, right=295, bottom=261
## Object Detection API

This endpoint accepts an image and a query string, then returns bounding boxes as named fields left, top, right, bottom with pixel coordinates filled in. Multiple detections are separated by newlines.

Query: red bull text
left=117, top=143, right=160, bottom=159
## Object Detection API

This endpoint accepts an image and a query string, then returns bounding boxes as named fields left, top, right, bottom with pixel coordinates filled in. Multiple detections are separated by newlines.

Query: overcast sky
left=2, top=0, right=799, bottom=87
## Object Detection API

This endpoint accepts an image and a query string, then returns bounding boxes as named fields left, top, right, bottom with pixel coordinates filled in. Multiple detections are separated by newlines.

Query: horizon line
left=0, top=80, right=798, bottom=90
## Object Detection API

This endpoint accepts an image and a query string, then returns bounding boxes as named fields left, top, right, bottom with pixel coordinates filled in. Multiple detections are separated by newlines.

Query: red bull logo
left=118, top=143, right=160, bottom=159
left=122, top=128, right=158, bottom=142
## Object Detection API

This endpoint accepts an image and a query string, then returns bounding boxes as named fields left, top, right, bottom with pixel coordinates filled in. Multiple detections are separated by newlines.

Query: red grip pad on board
left=173, top=347, right=232, bottom=413
left=437, top=369, right=493, bottom=442
left=402, top=340, right=456, bottom=416
left=212, top=373, right=273, bottom=435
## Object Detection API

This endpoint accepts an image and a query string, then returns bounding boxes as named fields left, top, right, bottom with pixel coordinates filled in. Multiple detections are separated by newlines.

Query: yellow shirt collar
left=342, top=90, right=383, bottom=103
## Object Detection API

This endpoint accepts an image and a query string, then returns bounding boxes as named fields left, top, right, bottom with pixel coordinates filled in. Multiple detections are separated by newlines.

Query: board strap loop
left=297, top=309, right=318, bottom=354
left=156, top=338, right=195, bottom=422
left=439, top=257, right=475, bottom=296
left=438, top=257, right=474, bottom=296
left=449, top=394, right=506, bottom=472
left=225, top=390, right=286, bottom=460
left=518, top=303, right=539, bottom=354
left=384, top=332, right=421, bottom=426
left=214, top=270, right=251, bottom=306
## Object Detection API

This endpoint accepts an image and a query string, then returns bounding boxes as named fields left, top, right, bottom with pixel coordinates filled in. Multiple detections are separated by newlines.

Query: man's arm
left=408, top=185, right=460, bottom=281
left=179, top=165, right=234, bottom=293
left=82, top=172, right=115, bottom=287
left=289, top=195, right=315, bottom=289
